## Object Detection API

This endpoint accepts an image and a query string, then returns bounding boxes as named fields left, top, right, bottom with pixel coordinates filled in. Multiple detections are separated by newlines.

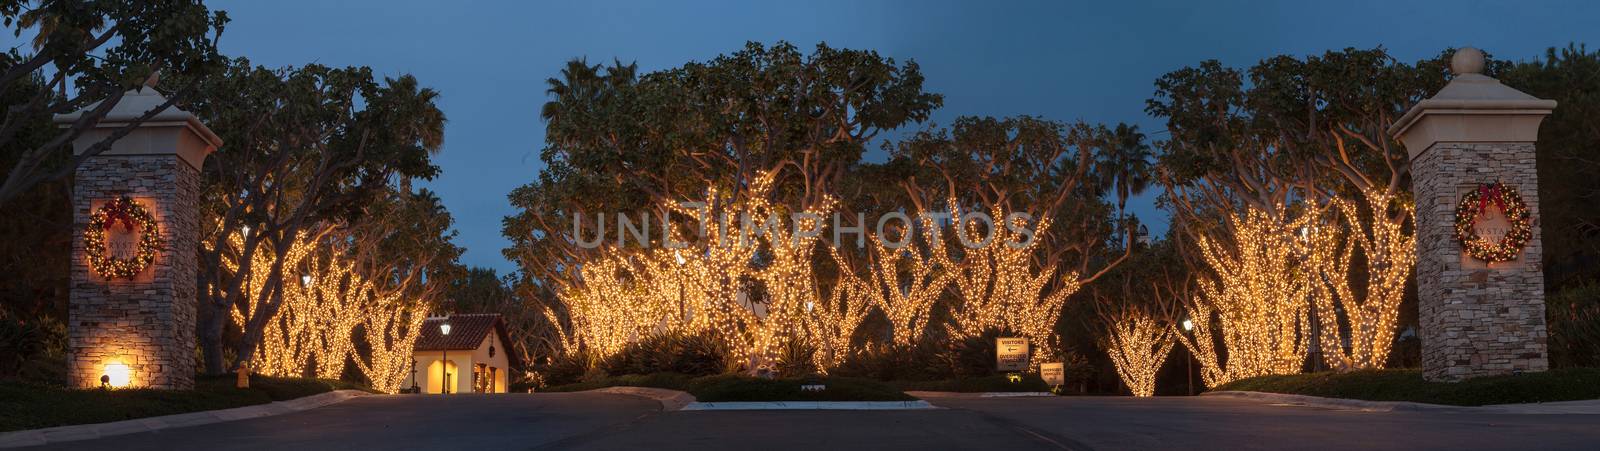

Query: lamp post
left=1181, top=318, right=1195, bottom=396
left=439, top=319, right=452, bottom=394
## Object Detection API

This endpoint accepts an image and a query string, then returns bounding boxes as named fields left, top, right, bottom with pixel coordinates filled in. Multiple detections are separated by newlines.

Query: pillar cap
left=53, top=86, right=222, bottom=169
left=1389, top=48, right=1555, bottom=159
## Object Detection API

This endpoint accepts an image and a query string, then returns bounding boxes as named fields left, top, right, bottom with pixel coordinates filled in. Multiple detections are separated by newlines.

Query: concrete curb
left=906, top=391, right=1055, bottom=399
left=682, top=400, right=937, bottom=411
left=1205, top=391, right=1600, bottom=414
left=0, top=389, right=373, bottom=449
left=589, top=387, right=696, bottom=411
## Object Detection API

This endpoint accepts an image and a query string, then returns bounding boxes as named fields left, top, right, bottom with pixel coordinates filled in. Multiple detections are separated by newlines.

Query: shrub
left=0, top=315, right=65, bottom=380
left=1548, top=282, right=1600, bottom=368
left=932, top=329, right=1005, bottom=378
left=600, top=331, right=729, bottom=377
left=534, top=350, right=593, bottom=386
left=834, top=342, right=942, bottom=381
left=770, top=340, right=819, bottom=377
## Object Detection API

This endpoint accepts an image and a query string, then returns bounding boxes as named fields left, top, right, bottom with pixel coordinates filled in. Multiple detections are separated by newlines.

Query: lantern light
left=1182, top=319, right=1194, bottom=331
left=440, top=322, right=452, bottom=336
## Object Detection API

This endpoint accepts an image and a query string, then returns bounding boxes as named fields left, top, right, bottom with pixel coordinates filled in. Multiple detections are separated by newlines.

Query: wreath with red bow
left=85, top=195, right=162, bottom=279
left=1453, top=182, right=1532, bottom=263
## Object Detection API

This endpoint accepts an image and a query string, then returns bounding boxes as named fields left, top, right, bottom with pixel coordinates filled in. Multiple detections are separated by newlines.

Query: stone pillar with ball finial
left=55, top=76, right=222, bottom=389
left=1389, top=48, right=1555, bottom=382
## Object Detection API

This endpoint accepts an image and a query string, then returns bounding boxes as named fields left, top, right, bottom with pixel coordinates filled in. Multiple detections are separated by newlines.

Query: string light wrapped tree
left=894, top=117, right=1131, bottom=366
left=861, top=214, right=951, bottom=347
left=1096, top=301, right=1177, bottom=398
left=1178, top=205, right=1317, bottom=386
left=1307, top=192, right=1417, bottom=371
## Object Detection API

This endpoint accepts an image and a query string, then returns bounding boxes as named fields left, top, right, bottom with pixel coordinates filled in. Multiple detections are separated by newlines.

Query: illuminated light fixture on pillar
left=103, top=362, right=131, bottom=388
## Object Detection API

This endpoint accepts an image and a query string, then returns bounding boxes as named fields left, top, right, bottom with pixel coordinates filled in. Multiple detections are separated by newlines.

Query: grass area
left=544, top=373, right=915, bottom=402
left=0, top=374, right=371, bottom=432
left=1213, top=368, right=1600, bottom=406
left=891, top=374, right=1052, bottom=393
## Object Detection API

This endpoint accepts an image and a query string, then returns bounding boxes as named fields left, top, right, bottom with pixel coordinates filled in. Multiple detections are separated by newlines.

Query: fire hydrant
left=237, top=364, right=251, bottom=389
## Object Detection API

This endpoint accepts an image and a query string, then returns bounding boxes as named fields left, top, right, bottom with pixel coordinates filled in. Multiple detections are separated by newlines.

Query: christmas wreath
left=85, top=195, right=162, bottom=279
left=1454, top=182, right=1532, bottom=263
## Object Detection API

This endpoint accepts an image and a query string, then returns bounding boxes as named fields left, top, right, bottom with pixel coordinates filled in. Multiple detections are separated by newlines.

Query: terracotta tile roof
left=415, top=314, right=503, bottom=351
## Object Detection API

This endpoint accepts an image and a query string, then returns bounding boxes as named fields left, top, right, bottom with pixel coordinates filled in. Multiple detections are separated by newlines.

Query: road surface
left=34, top=392, right=1600, bottom=450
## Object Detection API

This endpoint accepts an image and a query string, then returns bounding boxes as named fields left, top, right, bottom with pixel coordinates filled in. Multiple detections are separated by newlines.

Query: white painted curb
left=979, top=392, right=1054, bottom=398
left=0, top=390, right=372, bottom=449
left=682, top=400, right=937, bottom=410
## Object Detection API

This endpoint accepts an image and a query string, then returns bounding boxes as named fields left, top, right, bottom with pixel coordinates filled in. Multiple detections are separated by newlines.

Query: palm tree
left=540, top=58, right=638, bottom=138
left=1093, top=123, right=1155, bottom=241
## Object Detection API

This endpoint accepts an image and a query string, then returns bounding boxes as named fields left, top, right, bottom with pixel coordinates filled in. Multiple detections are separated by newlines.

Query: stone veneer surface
left=1412, top=142, right=1549, bottom=382
left=69, top=155, right=199, bottom=389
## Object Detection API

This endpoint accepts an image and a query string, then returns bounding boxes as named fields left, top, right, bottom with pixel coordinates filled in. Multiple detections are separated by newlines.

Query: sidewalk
left=0, top=390, right=372, bottom=449
left=1205, top=391, right=1600, bottom=414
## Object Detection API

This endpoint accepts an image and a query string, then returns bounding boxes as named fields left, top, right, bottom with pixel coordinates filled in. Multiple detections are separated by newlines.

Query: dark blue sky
left=210, top=0, right=1595, bottom=274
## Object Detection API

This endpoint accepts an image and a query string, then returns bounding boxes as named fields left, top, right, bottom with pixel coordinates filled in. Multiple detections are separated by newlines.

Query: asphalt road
left=37, top=393, right=1600, bottom=451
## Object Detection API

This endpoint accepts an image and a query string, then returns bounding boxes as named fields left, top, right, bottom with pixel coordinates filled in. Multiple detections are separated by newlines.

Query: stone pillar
left=1389, top=48, right=1555, bottom=382
left=57, top=86, right=220, bottom=389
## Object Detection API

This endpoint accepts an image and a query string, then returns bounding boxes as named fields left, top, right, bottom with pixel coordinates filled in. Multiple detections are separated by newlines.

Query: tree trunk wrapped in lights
left=560, top=254, right=668, bottom=357
left=351, top=290, right=427, bottom=394
left=747, top=195, right=838, bottom=366
left=802, top=248, right=875, bottom=372
left=862, top=214, right=950, bottom=347
left=1177, top=301, right=1227, bottom=387
left=1099, top=307, right=1177, bottom=397
left=551, top=172, right=863, bottom=371
left=938, top=202, right=1081, bottom=362
left=1308, top=191, right=1416, bottom=371
left=1180, top=205, right=1315, bottom=386
left=221, top=229, right=321, bottom=378
left=217, top=219, right=449, bottom=392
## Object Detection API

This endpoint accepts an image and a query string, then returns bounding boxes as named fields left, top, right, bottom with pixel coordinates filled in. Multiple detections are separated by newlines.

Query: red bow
left=107, top=199, right=139, bottom=232
left=1477, top=183, right=1506, bottom=218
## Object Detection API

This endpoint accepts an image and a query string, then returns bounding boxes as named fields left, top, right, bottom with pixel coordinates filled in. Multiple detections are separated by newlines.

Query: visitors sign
left=996, top=337, right=1029, bottom=371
